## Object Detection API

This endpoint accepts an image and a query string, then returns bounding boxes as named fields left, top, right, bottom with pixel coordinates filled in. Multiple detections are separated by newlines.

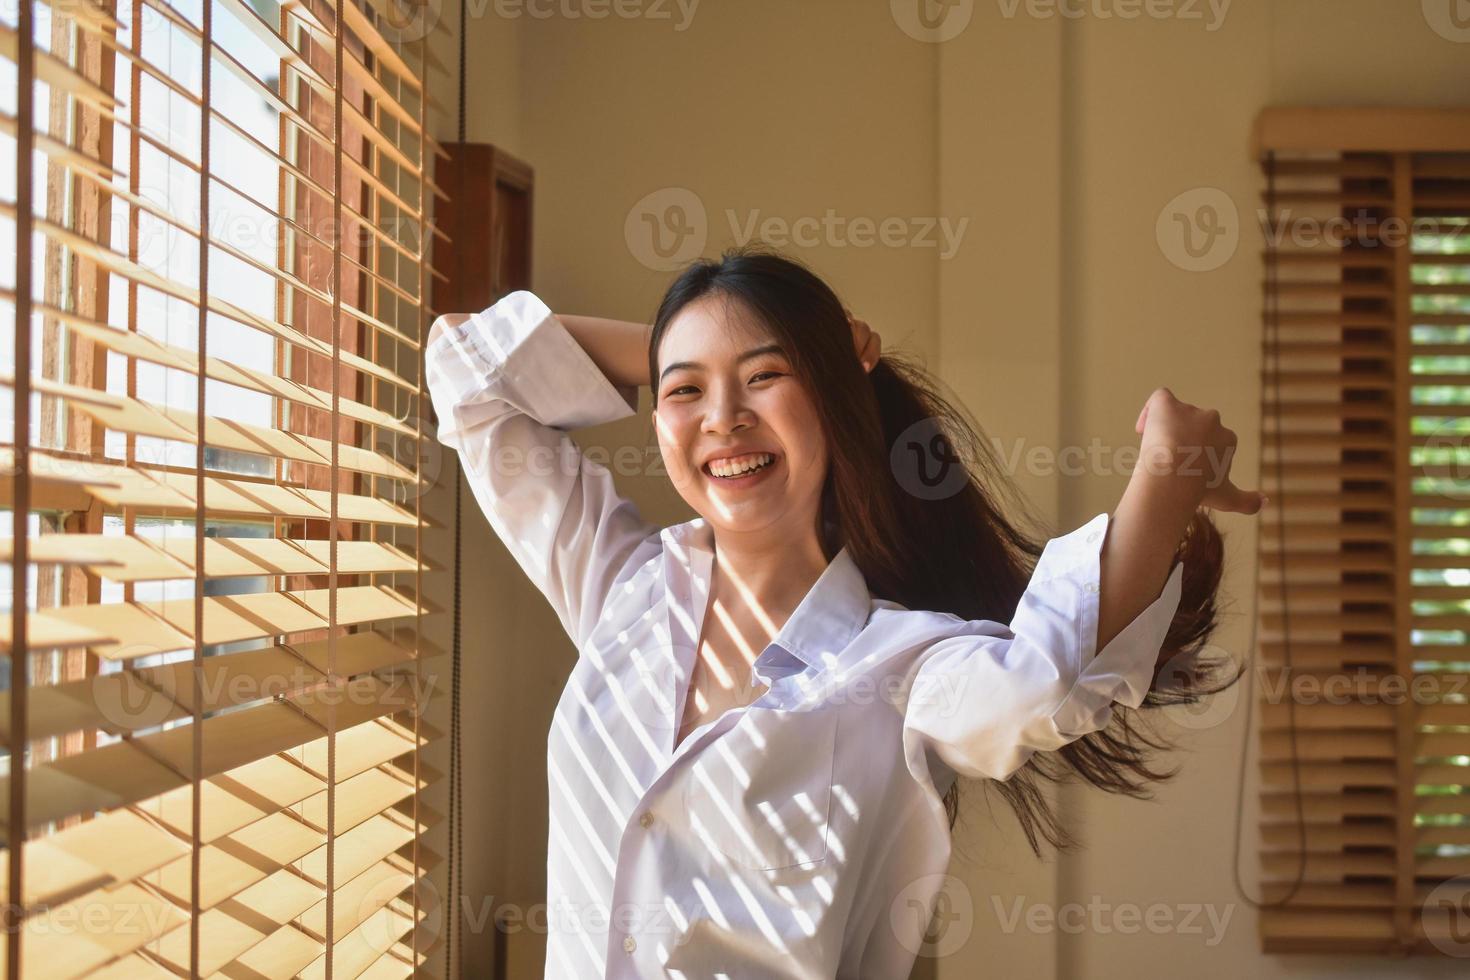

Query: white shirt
left=426, top=290, right=1185, bottom=979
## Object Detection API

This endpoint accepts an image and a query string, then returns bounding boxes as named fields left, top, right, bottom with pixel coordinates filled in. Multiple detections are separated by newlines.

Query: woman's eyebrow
left=658, top=343, right=786, bottom=383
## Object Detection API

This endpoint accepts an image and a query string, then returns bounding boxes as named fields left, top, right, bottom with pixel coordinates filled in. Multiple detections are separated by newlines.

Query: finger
left=1205, top=480, right=1267, bottom=515
left=1135, top=400, right=1149, bottom=435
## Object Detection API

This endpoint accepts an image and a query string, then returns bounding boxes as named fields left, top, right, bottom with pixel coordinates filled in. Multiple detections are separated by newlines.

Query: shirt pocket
left=682, top=706, right=839, bottom=871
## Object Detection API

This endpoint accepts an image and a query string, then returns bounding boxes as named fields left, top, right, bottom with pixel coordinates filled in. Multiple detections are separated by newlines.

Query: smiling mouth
left=702, top=452, right=779, bottom=480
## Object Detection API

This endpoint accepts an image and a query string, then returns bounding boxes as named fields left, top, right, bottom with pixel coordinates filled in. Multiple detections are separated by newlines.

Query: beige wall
left=426, top=1, right=1470, bottom=976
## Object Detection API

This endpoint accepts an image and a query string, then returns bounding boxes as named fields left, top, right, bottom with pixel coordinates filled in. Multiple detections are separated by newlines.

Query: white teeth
left=708, top=452, right=774, bottom=478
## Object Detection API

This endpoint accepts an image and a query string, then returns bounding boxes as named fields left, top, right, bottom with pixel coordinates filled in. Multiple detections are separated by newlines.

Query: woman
left=426, top=246, right=1256, bottom=978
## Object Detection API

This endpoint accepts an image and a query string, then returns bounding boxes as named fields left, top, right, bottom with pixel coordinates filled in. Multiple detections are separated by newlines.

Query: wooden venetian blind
left=1256, top=107, right=1470, bottom=955
left=0, top=0, right=445, bottom=975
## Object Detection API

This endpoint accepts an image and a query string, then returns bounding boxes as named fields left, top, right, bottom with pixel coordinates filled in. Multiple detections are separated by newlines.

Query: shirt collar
left=660, top=517, right=872, bottom=677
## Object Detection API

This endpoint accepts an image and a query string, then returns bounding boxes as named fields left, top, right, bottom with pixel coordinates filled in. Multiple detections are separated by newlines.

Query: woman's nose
left=701, top=385, right=754, bottom=434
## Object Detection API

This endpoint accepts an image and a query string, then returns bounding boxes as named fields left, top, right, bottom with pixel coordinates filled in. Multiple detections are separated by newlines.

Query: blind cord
left=448, top=460, right=465, bottom=972
left=1232, top=148, right=1308, bottom=910
left=444, top=1, right=469, bottom=975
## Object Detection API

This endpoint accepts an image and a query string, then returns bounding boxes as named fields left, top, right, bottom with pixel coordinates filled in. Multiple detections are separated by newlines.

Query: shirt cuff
left=1036, top=511, right=1186, bottom=738
left=426, top=289, right=639, bottom=432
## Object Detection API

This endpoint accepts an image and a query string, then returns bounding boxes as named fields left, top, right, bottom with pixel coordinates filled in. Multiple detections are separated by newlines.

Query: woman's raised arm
left=1097, top=387, right=1264, bottom=653
left=898, top=509, right=1187, bottom=784
left=557, top=312, right=654, bottom=390
left=425, top=291, right=660, bottom=650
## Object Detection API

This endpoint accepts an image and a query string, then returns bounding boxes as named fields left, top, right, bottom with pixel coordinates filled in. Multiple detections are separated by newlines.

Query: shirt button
left=623, top=935, right=637, bottom=953
left=1084, top=581, right=1100, bottom=594
left=1087, top=530, right=1101, bottom=544
left=638, top=811, right=654, bottom=828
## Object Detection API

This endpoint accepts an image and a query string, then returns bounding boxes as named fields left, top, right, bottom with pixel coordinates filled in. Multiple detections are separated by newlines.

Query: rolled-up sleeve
left=902, top=511, right=1185, bottom=783
left=425, top=290, right=657, bottom=649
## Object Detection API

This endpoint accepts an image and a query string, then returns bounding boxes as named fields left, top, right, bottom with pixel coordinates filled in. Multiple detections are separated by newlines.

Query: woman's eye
left=666, top=372, right=779, bottom=397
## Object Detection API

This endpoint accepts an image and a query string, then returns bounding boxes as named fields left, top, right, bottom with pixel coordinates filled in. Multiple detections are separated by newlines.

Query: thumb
left=1208, top=479, right=1267, bottom=515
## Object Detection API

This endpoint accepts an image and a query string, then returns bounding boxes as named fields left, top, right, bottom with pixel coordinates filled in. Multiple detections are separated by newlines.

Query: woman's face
left=651, top=295, right=829, bottom=542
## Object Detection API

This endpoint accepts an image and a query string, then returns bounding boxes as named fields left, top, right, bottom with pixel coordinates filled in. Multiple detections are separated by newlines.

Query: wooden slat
left=17, top=375, right=417, bottom=481
left=0, top=629, right=423, bottom=741
left=0, top=883, right=188, bottom=979
left=0, top=679, right=418, bottom=831
left=0, top=24, right=119, bottom=116
left=47, top=306, right=417, bottom=435
left=1260, top=793, right=1396, bottom=823
left=0, top=449, right=421, bottom=526
left=0, top=534, right=419, bottom=580
left=1260, top=850, right=1396, bottom=880
left=1261, top=822, right=1396, bottom=849
left=1258, top=908, right=1397, bottom=945
left=0, top=584, right=421, bottom=659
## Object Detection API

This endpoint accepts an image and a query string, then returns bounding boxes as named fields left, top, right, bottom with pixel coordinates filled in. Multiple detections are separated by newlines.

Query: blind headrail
left=1253, top=107, right=1470, bottom=158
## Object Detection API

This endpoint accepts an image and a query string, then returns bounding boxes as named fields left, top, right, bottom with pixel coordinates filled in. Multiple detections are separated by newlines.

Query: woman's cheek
left=659, top=416, right=702, bottom=491
left=666, top=450, right=700, bottom=492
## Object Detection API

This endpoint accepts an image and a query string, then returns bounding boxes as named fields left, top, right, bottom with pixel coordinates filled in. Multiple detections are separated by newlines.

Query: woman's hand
left=845, top=309, right=880, bottom=373
left=1134, top=387, right=1266, bottom=515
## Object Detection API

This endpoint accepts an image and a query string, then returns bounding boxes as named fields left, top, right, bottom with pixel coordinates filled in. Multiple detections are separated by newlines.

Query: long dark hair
left=647, top=244, right=1242, bottom=856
